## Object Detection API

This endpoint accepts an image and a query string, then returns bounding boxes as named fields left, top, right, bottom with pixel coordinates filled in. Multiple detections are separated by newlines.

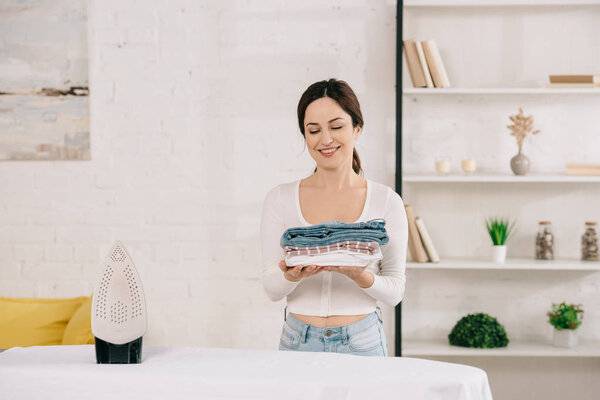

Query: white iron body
left=92, top=241, right=147, bottom=345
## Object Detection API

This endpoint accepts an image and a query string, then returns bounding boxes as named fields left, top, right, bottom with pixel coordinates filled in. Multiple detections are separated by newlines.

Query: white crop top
left=260, top=178, right=409, bottom=316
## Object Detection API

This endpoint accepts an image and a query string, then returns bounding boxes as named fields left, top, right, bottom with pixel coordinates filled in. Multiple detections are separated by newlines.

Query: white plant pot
left=492, top=245, right=507, bottom=264
left=553, top=329, right=578, bottom=348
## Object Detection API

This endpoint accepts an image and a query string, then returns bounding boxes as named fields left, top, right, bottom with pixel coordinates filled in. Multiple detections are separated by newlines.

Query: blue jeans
left=278, top=308, right=388, bottom=357
left=280, top=219, right=389, bottom=248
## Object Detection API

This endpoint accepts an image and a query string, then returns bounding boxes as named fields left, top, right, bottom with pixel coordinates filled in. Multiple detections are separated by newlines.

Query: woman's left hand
left=323, top=265, right=374, bottom=288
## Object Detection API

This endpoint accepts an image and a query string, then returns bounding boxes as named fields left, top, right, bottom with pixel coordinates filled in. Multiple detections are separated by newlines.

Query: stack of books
left=404, top=205, right=440, bottom=263
left=566, top=163, right=600, bottom=176
left=403, top=39, right=450, bottom=88
left=548, top=75, right=600, bottom=88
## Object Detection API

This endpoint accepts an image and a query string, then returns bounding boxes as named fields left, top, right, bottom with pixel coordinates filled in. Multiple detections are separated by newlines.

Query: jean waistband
left=285, top=309, right=382, bottom=338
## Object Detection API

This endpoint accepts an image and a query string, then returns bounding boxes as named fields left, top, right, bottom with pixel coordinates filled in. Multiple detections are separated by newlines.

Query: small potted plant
left=485, top=217, right=515, bottom=263
left=507, top=107, right=541, bottom=176
left=448, top=312, right=509, bottom=348
left=547, top=302, right=584, bottom=348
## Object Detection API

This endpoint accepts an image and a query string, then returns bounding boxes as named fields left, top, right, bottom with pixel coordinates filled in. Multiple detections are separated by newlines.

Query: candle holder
left=435, top=156, right=451, bottom=175
left=461, top=157, right=477, bottom=174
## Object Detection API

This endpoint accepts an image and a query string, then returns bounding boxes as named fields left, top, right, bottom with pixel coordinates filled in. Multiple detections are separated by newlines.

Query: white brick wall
left=0, top=0, right=397, bottom=349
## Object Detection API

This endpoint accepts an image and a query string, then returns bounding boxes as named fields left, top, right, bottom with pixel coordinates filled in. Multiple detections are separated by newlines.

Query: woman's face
left=303, top=97, right=361, bottom=172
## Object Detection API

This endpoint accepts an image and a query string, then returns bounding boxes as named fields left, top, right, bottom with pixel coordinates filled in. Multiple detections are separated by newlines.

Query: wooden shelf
left=402, top=173, right=600, bottom=182
left=402, top=338, right=600, bottom=357
left=403, top=88, right=600, bottom=94
left=404, top=0, right=600, bottom=7
left=407, top=258, right=600, bottom=270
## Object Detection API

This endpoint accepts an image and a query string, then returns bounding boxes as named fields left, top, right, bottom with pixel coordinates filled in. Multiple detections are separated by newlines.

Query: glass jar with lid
left=581, top=222, right=599, bottom=261
left=535, top=221, right=554, bottom=260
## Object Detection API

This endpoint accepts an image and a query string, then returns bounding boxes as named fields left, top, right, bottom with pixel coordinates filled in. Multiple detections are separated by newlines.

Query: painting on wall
left=0, top=0, right=90, bottom=161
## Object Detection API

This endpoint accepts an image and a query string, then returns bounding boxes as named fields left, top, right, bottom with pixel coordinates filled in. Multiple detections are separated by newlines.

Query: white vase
left=553, top=329, right=578, bottom=348
left=492, top=245, right=507, bottom=264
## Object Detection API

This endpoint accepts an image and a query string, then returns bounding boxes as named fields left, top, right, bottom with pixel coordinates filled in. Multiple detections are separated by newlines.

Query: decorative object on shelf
left=435, top=156, right=451, bottom=175
left=415, top=217, right=440, bottom=263
left=566, top=163, right=600, bottom=176
left=581, top=222, right=599, bottom=261
left=548, top=74, right=600, bottom=88
left=485, top=217, right=515, bottom=264
left=403, top=39, right=427, bottom=88
left=461, top=157, right=476, bottom=174
left=535, top=221, right=554, bottom=260
left=547, top=302, right=584, bottom=348
left=507, top=107, right=540, bottom=176
left=415, top=41, right=434, bottom=88
left=448, top=313, right=509, bottom=349
left=421, top=39, right=451, bottom=88
left=404, top=205, right=428, bottom=263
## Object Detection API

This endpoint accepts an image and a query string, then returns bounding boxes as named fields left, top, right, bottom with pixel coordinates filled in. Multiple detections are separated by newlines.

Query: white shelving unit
left=407, top=258, right=600, bottom=270
left=403, top=338, right=600, bottom=357
left=403, top=174, right=600, bottom=183
left=401, top=0, right=600, bottom=366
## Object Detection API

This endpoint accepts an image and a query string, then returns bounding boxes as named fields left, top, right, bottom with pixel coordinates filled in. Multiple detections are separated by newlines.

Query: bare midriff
left=290, top=312, right=370, bottom=327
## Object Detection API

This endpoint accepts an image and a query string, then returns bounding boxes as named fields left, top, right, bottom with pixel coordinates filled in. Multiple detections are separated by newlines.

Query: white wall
left=0, top=0, right=397, bottom=350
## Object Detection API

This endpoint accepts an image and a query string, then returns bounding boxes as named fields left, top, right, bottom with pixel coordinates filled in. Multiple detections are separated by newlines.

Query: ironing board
left=0, top=345, right=493, bottom=399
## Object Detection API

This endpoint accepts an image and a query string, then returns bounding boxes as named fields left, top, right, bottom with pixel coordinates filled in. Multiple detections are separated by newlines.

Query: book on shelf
left=404, top=205, right=428, bottom=263
left=415, top=41, right=434, bottom=88
left=549, top=75, right=600, bottom=84
left=403, top=39, right=427, bottom=88
left=421, top=39, right=450, bottom=88
left=415, top=217, right=440, bottom=263
left=566, top=163, right=600, bottom=176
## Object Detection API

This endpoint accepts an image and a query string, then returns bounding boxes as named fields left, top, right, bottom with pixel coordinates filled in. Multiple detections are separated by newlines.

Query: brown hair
left=297, top=78, right=363, bottom=176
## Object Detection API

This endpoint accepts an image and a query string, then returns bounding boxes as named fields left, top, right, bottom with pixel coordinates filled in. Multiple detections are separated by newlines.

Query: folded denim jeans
left=280, top=219, right=388, bottom=248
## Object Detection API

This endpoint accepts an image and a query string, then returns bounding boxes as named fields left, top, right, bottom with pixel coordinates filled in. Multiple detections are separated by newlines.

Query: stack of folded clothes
left=280, top=219, right=389, bottom=267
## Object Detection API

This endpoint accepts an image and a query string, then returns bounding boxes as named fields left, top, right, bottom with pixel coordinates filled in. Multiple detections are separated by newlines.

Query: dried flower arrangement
left=507, top=107, right=540, bottom=151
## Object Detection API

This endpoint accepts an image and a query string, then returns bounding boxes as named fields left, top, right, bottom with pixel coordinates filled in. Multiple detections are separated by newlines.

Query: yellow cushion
left=62, top=295, right=95, bottom=345
left=0, top=296, right=87, bottom=348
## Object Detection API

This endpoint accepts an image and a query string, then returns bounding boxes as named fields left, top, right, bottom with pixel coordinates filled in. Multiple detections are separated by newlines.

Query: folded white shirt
left=285, top=248, right=383, bottom=267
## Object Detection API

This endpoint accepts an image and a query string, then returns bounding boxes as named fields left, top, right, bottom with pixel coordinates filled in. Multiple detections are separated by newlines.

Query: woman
left=260, top=78, right=408, bottom=357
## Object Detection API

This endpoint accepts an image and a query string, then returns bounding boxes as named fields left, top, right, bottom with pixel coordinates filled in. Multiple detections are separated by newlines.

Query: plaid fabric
left=283, top=241, right=380, bottom=257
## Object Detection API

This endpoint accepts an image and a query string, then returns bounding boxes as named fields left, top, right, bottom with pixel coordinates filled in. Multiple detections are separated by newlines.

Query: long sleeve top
left=260, top=178, right=409, bottom=316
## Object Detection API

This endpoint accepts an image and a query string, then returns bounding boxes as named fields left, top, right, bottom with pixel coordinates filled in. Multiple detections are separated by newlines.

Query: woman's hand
left=323, top=265, right=374, bottom=288
left=279, top=260, right=324, bottom=282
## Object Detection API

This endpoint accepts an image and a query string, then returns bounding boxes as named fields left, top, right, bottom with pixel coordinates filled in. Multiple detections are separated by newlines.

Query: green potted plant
left=448, top=313, right=509, bottom=348
left=485, top=217, right=515, bottom=264
left=547, top=302, right=584, bottom=348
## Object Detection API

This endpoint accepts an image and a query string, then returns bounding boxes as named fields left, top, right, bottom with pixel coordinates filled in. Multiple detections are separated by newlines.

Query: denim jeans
left=280, top=219, right=389, bottom=248
left=278, top=307, right=388, bottom=357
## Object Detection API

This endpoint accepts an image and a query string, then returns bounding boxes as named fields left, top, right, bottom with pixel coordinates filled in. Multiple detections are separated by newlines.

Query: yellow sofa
left=0, top=295, right=95, bottom=349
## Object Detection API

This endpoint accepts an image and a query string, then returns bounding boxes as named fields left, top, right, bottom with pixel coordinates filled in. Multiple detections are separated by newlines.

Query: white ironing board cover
left=0, top=345, right=493, bottom=400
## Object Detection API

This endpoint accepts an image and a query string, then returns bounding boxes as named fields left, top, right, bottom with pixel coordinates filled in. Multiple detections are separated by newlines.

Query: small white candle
left=462, top=158, right=476, bottom=173
left=435, top=159, right=451, bottom=174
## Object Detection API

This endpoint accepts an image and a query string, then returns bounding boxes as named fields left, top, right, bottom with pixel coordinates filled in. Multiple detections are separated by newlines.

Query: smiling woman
left=297, top=80, right=364, bottom=175
left=260, top=78, right=409, bottom=357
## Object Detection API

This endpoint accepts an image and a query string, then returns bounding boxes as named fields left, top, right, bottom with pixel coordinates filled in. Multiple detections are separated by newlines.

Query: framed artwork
left=0, top=0, right=90, bottom=161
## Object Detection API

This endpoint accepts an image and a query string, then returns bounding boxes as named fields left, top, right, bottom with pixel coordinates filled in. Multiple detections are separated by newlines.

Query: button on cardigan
left=260, top=179, right=409, bottom=317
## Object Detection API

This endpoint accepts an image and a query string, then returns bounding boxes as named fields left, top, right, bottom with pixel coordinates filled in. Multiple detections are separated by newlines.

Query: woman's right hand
left=279, top=260, right=324, bottom=282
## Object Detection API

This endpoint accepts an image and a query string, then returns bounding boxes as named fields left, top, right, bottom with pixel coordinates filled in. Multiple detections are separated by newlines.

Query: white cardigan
left=260, top=178, right=409, bottom=316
